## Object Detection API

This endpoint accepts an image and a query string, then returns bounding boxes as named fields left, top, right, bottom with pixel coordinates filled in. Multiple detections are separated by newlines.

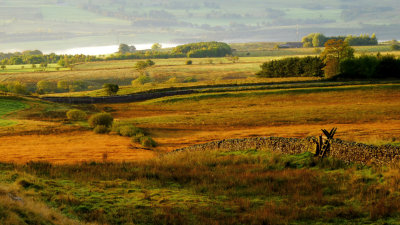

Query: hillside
left=0, top=0, right=400, bottom=52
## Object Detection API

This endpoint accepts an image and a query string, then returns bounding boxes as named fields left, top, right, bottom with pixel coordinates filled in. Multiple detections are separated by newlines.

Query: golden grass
left=0, top=84, right=399, bottom=164
left=0, top=131, right=156, bottom=164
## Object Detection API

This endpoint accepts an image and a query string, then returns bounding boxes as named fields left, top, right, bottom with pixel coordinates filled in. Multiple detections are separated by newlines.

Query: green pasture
left=0, top=64, right=69, bottom=74
left=0, top=97, right=28, bottom=126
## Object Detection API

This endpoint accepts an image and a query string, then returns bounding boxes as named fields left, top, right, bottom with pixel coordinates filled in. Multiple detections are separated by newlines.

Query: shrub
left=186, top=60, right=193, bottom=65
left=103, top=83, right=119, bottom=96
left=391, top=45, right=400, bottom=51
left=66, top=109, right=87, bottom=121
left=88, top=113, right=113, bottom=128
left=140, top=136, right=157, bottom=148
left=135, top=60, right=155, bottom=70
left=93, top=125, right=110, bottom=134
left=132, top=133, right=146, bottom=143
left=131, top=134, right=156, bottom=148
left=183, top=77, right=197, bottom=83
left=132, top=74, right=152, bottom=85
left=118, top=125, right=144, bottom=137
left=166, top=77, right=178, bottom=83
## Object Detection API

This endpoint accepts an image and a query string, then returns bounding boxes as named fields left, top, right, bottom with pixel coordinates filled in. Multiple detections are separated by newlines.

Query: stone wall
left=40, top=90, right=196, bottom=104
left=174, top=137, right=400, bottom=166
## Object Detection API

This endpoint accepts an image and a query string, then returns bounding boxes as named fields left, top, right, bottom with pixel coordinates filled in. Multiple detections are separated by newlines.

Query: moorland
left=1, top=40, right=400, bottom=224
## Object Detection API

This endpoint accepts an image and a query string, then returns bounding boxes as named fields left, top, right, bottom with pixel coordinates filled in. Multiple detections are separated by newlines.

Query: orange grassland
left=0, top=84, right=400, bottom=164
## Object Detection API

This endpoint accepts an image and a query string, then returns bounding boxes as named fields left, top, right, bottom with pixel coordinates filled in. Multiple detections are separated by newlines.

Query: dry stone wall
left=174, top=137, right=400, bottom=166
left=40, top=90, right=196, bottom=104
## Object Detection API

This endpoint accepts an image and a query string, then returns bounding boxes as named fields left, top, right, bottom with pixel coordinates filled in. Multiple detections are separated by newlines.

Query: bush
left=131, top=134, right=156, bottom=148
left=186, top=60, right=193, bottom=65
left=88, top=113, right=113, bottom=128
left=93, top=125, right=110, bottom=134
left=103, top=83, right=119, bottom=96
left=183, top=77, right=197, bottom=83
left=132, top=133, right=146, bottom=143
left=135, top=60, right=155, bottom=70
left=140, top=136, right=157, bottom=148
left=118, top=125, right=144, bottom=137
left=391, top=45, right=400, bottom=51
left=132, top=74, right=152, bottom=85
left=66, top=109, right=87, bottom=121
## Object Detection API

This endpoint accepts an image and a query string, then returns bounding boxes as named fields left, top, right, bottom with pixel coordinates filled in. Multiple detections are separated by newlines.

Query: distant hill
left=0, top=0, right=399, bottom=52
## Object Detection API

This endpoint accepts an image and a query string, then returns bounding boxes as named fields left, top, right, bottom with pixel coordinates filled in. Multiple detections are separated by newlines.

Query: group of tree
left=0, top=82, right=29, bottom=95
left=258, top=38, right=400, bottom=80
left=1, top=42, right=234, bottom=68
left=340, top=54, right=400, bottom=79
left=0, top=51, right=100, bottom=66
left=118, top=44, right=136, bottom=54
left=36, top=80, right=89, bottom=94
left=256, top=56, right=324, bottom=78
left=320, top=39, right=355, bottom=78
left=302, top=33, right=377, bottom=47
left=172, top=42, right=232, bottom=58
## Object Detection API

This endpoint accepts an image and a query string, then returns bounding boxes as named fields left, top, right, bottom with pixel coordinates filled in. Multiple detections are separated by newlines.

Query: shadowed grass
left=0, top=149, right=400, bottom=224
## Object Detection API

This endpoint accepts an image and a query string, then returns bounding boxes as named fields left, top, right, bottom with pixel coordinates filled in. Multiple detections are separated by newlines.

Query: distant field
left=1, top=56, right=316, bottom=94
left=0, top=63, right=69, bottom=74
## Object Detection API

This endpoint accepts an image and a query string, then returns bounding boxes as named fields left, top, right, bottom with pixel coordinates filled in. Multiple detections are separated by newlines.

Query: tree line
left=258, top=39, right=400, bottom=80
left=256, top=57, right=324, bottom=77
left=106, top=42, right=232, bottom=60
left=0, top=42, right=233, bottom=65
left=302, top=33, right=377, bottom=47
left=0, top=51, right=100, bottom=66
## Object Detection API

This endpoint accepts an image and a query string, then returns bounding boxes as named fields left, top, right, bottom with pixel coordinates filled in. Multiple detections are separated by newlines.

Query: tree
left=151, top=43, right=162, bottom=50
left=1, top=65, right=5, bottom=70
left=37, top=80, right=56, bottom=93
left=134, top=60, right=155, bottom=70
left=118, top=43, right=131, bottom=54
left=320, top=39, right=354, bottom=78
left=312, top=33, right=327, bottom=47
left=103, top=83, right=119, bottom=96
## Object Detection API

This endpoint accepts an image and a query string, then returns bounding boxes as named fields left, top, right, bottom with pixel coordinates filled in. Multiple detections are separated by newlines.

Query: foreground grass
left=1, top=150, right=400, bottom=224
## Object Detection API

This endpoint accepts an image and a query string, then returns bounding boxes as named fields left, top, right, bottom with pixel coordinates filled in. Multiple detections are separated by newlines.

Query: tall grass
left=1, top=150, right=400, bottom=224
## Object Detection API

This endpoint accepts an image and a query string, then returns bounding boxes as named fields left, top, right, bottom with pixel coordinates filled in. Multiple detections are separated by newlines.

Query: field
left=1, top=50, right=400, bottom=224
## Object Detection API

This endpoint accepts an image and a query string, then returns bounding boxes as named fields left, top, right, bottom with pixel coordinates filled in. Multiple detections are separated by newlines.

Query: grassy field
left=0, top=97, right=28, bottom=126
left=0, top=64, right=69, bottom=74
left=0, top=82, right=399, bottom=163
left=1, top=150, right=400, bottom=224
